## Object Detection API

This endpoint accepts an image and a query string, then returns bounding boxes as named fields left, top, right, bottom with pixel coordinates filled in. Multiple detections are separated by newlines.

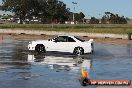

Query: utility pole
left=72, top=2, right=77, bottom=24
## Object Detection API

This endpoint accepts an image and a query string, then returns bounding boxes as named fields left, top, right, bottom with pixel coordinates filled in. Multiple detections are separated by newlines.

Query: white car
left=28, top=35, right=94, bottom=55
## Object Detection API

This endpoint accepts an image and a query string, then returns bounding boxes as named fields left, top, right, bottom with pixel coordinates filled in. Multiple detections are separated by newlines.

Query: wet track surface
left=0, top=35, right=132, bottom=88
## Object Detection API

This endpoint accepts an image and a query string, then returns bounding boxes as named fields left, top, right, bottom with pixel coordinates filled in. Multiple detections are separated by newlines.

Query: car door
left=54, top=36, right=68, bottom=52
left=55, top=36, right=77, bottom=53
left=47, top=36, right=67, bottom=52
left=63, top=37, right=77, bottom=52
left=49, top=36, right=77, bottom=53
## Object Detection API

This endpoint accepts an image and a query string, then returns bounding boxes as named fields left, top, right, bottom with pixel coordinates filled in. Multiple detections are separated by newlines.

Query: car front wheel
left=35, top=44, right=46, bottom=53
left=73, top=47, right=84, bottom=55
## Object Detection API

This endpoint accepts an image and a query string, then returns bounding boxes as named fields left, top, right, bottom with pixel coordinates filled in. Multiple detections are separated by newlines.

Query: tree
left=68, top=12, right=85, bottom=23
left=1, top=0, right=38, bottom=23
left=2, top=0, right=28, bottom=23
left=101, top=12, right=127, bottom=24
left=76, top=12, right=85, bottom=22
left=1, top=0, right=70, bottom=24
left=44, top=0, right=69, bottom=23
left=89, top=17, right=99, bottom=24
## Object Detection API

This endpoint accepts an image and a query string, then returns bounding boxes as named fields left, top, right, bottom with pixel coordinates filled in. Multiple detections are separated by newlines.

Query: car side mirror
left=51, top=38, right=57, bottom=42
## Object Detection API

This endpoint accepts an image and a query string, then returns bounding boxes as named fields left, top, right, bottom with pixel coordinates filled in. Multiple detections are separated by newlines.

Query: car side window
left=55, top=36, right=67, bottom=42
left=67, top=37, right=76, bottom=42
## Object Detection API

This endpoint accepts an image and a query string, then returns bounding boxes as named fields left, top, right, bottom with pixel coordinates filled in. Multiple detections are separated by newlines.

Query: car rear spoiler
left=89, top=39, right=94, bottom=43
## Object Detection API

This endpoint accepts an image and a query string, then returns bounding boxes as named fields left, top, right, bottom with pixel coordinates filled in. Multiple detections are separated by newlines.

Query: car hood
left=30, top=40, right=48, bottom=44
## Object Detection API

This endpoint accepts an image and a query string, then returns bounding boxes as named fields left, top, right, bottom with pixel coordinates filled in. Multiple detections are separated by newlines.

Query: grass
left=0, top=23, right=132, bottom=34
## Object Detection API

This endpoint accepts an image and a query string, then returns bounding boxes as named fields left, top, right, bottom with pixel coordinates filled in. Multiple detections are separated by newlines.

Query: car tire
left=35, top=44, right=46, bottom=53
left=73, top=47, right=84, bottom=55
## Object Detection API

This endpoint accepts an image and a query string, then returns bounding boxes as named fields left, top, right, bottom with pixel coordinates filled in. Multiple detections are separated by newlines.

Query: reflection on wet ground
left=0, top=35, right=132, bottom=88
left=28, top=53, right=91, bottom=72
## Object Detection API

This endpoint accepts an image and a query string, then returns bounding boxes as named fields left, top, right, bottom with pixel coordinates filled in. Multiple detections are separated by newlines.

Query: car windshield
left=74, top=36, right=85, bottom=42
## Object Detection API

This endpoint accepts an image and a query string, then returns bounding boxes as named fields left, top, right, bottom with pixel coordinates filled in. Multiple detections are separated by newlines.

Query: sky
left=60, top=0, right=132, bottom=19
left=0, top=0, right=132, bottom=19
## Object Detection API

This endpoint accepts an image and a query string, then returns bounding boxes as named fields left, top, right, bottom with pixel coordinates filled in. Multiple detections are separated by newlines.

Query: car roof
left=58, top=35, right=75, bottom=38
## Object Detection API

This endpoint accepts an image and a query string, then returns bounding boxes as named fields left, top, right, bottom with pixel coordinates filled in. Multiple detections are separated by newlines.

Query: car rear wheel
left=73, top=47, right=84, bottom=55
left=35, top=44, right=46, bottom=53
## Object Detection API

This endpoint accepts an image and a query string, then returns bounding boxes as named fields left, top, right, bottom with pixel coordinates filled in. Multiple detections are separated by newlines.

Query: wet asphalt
left=0, top=35, right=132, bottom=88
